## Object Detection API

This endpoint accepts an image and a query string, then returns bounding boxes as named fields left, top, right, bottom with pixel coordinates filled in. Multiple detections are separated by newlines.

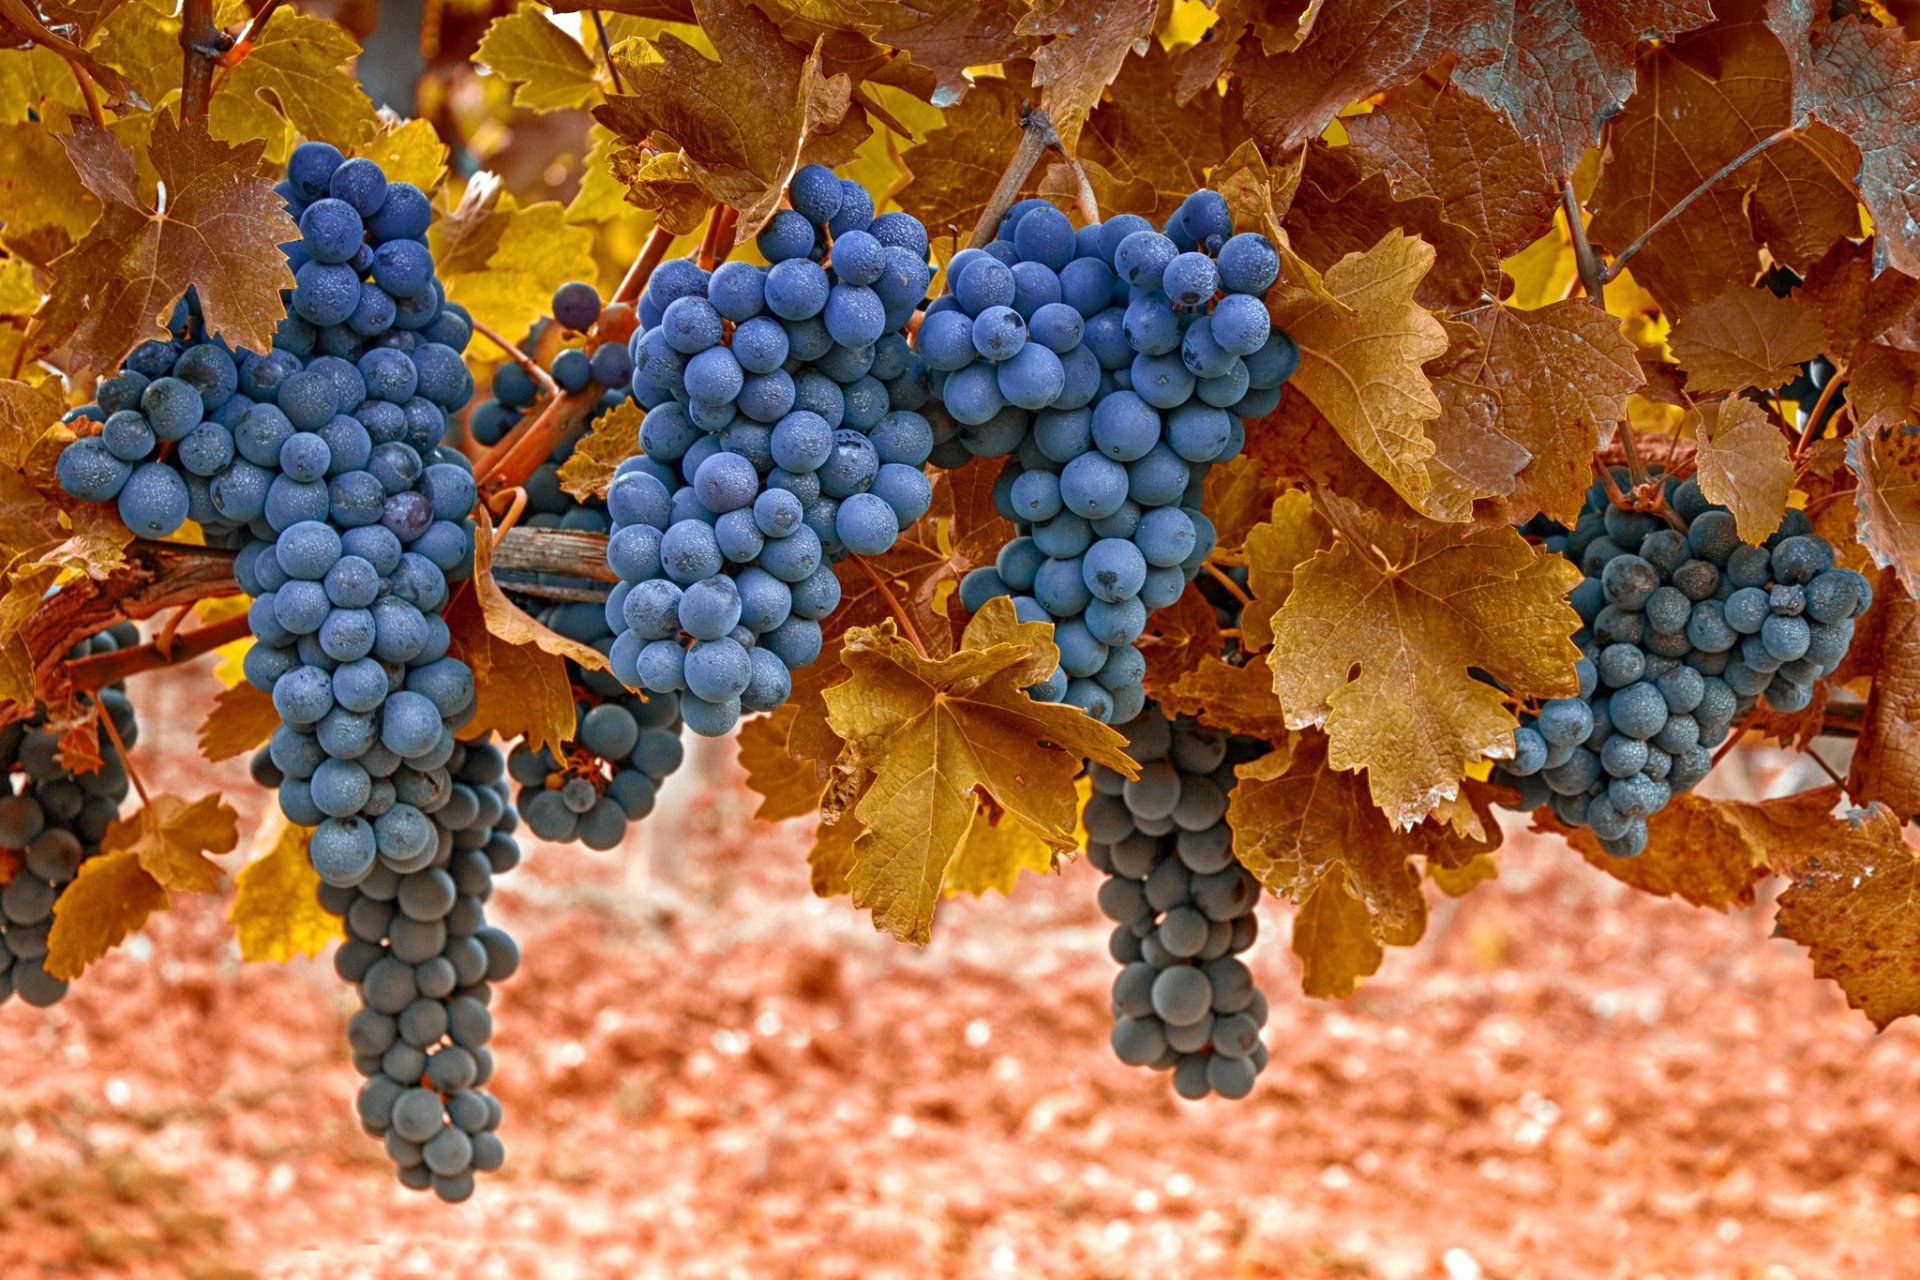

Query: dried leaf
left=1266, top=230, right=1449, bottom=511
left=894, top=72, right=1031, bottom=243
left=942, top=789, right=1075, bottom=898
left=1267, top=501, right=1584, bottom=825
left=98, top=792, right=238, bottom=893
left=869, top=0, right=1033, bottom=105
left=1692, top=397, right=1794, bottom=544
left=31, top=114, right=295, bottom=378
left=1161, top=655, right=1291, bottom=742
left=229, top=811, right=341, bottom=963
left=476, top=4, right=603, bottom=112
left=823, top=596, right=1136, bottom=944
left=1668, top=286, right=1830, bottom=393
left=1775, top=803, right=1920, bottom=1029
left=446, top=592, right=578, bottom=759
left=196, top=682, right=279, bottom=763
left=1849, top=588, right=1920, bottom=817
left=1016, top=0, right=1157, bottom=151
left=1137, top=582, right=1221, bottom=699
left=1240, top=487, right=1330, bottom=652
left=471, top=506, right=609, bottom=672
left=0, top=377, right=67, bottom=470
left=556, top=401, right=645, bottom=501
left=1849, top=424, right=1920, bottom=599
left=737, top=700, right=830, bottom=821
left=1291, top=875, right=1398, bottom=999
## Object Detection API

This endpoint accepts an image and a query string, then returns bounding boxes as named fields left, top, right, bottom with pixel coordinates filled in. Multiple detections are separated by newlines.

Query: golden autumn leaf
left=1209, top=137, right=1302, bottom=250
left=31, top=114, right=296, bottom=378
left=209, top=10, right=380, bottom=160
left=809, top=804, right=861, bottom=898
left=1455, top=299, right=1642, bottom=525
left=594, top=0, right=867, bottom=243
left=942, top=787, right=1078, bottom=899
left=556, top=401, right=645, bottom=501
left=431, top=182, right=599, bottom=360
left=103, top=792, right=239, bottom=893
left=1692, top=397, right=1794, bottom=545
left=196, top=681, right=279, bottom=763
left=736, top=700, right=831, bottom=821
left=1266, top=230, right=1450, bottom=512
left=823, top=596, right=1136, bottom=943
left=471, top=506, right=609, bottom=673
left=1240, top=488, right=1329, bottom=653
left=0, top=376, right=66, bottom=470
left=476, top=4, right=604, bottom=112
left=1137, top=582, right=1220, bottom=700
left=894, top=72, right=1031, bottom=243
left=0, top=121, right=100, bottom=266
left=1668, top=286, right=1830, bottom=394
left=1291, top=877, right=1403, bottom=1000
left=44, top=849, right=167, bottom=981
left=354, top=118, right=449, bottom=194
left=1267, top=500, right=1584, bottom=826
left=1546, top=785, right=1842, bottom=911
left=1200, top=453, right=1277, bottom=563
left=1161, top=655, right=1290, bottom=743
left=230, top=811, right=342, bottom=963
left=1775, top=802, right=1920, bottom=1029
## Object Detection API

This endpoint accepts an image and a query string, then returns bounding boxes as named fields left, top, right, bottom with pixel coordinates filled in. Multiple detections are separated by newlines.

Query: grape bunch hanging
left=1495, top=471, right=1873, bottom=856
left=933, top=191, right=1298, bottom=724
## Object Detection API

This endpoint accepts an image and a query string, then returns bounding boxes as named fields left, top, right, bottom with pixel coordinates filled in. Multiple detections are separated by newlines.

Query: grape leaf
left=196, top=681, right=278, bottom=763
left=1210, top=137, right=1303, bottom=250
left=1414, top=315, right=1528, bottom=522
left=209, top=10, right=380, bottom=160
left=1848, top=425, right=1920, bottom=599
left=446, top=594, right=578, bottom=760
left=0, top=377, right=68, bottom=470
left=0, top=121, right=100, bottom=266
left=1768, top=0, right=1920, bottom=280
left=737, top=701, right=830, bottom=821
left=1545, top=785, right=1841, bottom=910
left=894, top=72, right=1031, bottom=243
left=1775, top=802, right=1920, bottom=1029
left=1266, top=230, right=1449, bottom=512
left=354, top=118, right=450, bottom=194
left=556, top=400, right=645, bottom=501
left=1345, top=85, right=1560, bottom=266
left=43, top=849, right=167, bottom=981
left=594, top=0, right=867, bottom=243
left=229, top=811, right=341, bottom=963
left=941, top=789, right=1076, bottom=899
left=31, top=113, right=295, bottom=379
left=1240, top=487, right=1329, bottom=653
left=1451, top=0, right=1716, bottom=178
left=1692, top=397, right=1794, bottom=544
left=605, top=148, right=713, bottom=235
left=0, top=0, right=141, bottom=113
left=1849, top=591, right=1920, bottom=818
left=1454, top=299, right=1642, bottom=525
left=1016, top=0, right=1157, bottom=152
left=1267, top=498, right=1585, bottom=825
left=1668, top=286, right=1830, bottom=393
left=471, top=507, right=608, bottom=673
left=1137, top=582, right=1220, bottom=699
left=1161, top=655, right=1291, bottom=742
left=809, top=803, right=861, bottom=898
left=106, top=792, right=238, bottom=893
left=823, top=596, right=1136, bottom=944
left=1591, top=3, right=1859, bottom=317
left=868, top=0, right=1032, bottom=105
left=1200, top=453, right=1276, bottom=564
left=476, top=4, right=603, bottom=112
left=431, top=183, right=599, bottom=361
left=1291, top=875, right=1402, bottom=1000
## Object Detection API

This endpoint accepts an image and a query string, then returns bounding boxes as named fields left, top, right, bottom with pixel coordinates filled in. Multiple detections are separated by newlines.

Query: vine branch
left=966, top=103, right=1093, bottom=250
left=1601, top=126, right=1797, bottom=284
left=1792, top=361, right=1849, bottom=464
left=1562, top=181, right=1606, bottom=310
left=178, top=0, right=230, bottom=122
left=590, top=11, right=625, bottom=93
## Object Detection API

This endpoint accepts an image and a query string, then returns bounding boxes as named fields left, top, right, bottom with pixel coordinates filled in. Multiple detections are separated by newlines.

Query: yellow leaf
left=737, top=701, right=830, bottom=822
left=1430, top=852, right=1498, bottom=897
left=1267, top=230, right=1449, bottom=511
left=0, top=377, right=67, bottom=470
left=1693, top=397, right=1794, bottom=545
left=1267, top=499, right=1584, bottom=826
left=809, top=809, right=861, bottom=898
left=354, top=118, right=450, bottom=194
left=44, top=849, right=167, bottom=981
left=208, top=12, right=380, bottom=161
left=0, top=121, right=100, bottom=266
left=1240, top=488, right=1329, bottom=653
left=476, top=4, right=603, bottom=113
left=1668, top=286, right=1830, bottom=395
left=229, top=811, right=342, bottom=963
left=942, top=785, right=1084, bottom=899
left=196, top=682, right=279, bottom=763
left=1292, top=876, right=1397, bottom=1000
left=556, top=400, right=644, bottom=501
left=1501, top=217, right=1577, bottom=309
left=432, top=184, right=599, bottom=362
left=1161, top=655, right=1291, bottom=743
left=566, top=128, right=638, bottom=225
left=1775, top=803, right=1920, bottom=1030
left=98, top=792, right=239, bottom=893
left=823, top=596, right=1137, bottom=944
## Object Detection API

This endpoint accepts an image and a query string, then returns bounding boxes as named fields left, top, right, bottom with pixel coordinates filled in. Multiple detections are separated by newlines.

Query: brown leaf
left=593, top=0, right=866, bottom=243
left=1775, top=802, right=1920, bottom=1029
left=1768, top=2, right=1920, bottom=279
left=868, top=0, right=1034, bottom=106
left=1267, top=499, right=1584, bottom=826
left=31, top=113, right=295, bottom=379
left=1419, top=316, right=1529, bottom=521
left=1456, top=300, right=1642, bottom=525
left=1850, top=588, right=1920, bottom=817
left=556, top=401, right=644, bottom=502
left=1210, top=137, right=1303, bottom=248
left=1590, top=4, right=1860, bottom=317
left=1799, top=238, right=1920, bottom=361
left=894, top=72, right=1032, bottom=243
left=1200, top=453, right=1277, bottom=563
left=1016, top=0, right=1157, bottom=151
left=471, top=506, right=608, bottom=673
left=1345, top=85, right=1560, bottom=263
left=1668, top=286, right=1830, bottom=393
left=1848, top=423, right=1920, bottom=599
left=1138, top=582, right=1221, bottom=700
left=1692, top=397, right=1795, bottom=544
left=196, top=682, right=279, bottom=763
left=1161, top=655, right=1291, bottom=742
left=1266, top=230, right=1450, bottom=512
left=1849, top=344, right=1920, bottom=435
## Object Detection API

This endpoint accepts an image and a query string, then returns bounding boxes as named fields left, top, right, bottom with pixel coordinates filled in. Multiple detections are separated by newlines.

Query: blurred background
left=2, top=5, right=1917, bottom=1278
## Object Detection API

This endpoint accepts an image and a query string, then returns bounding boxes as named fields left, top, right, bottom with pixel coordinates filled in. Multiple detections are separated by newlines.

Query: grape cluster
left=55, top=141, right=485, bottom=894
left=1495, top=472, right=1873, bottom=855
left=304, top=740, right=519, bottom=1202
left=0, top=624, right=141, bottom=1007
left=606, top=167, right=937, bottom=736
left=940, top=191, right=1298, bottom=723
left=1087, top=702, right=1270, bottom=1100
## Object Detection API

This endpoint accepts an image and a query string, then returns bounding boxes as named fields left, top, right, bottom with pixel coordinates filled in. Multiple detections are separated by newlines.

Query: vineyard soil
left=0, top=659, right=1910, bottom=1280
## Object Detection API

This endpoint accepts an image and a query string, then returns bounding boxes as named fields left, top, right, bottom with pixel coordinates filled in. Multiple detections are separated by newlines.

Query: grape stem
left=967, top=103, right=1094, bottom=250
left=488, top=486, right=528, bottom=548
left=470, top=317, right=559, bottom=400
left=1200, top=561, right=1253, bottom=610
left=93, top=692, right=148, bottom=806
left=851, top=554, right=927, bottom=658
left=613, top=223, right=676, bottom=304
left=1600, top=126, right=1797, bottom=285
left=67, top=59, right=103, bottom=128
left=697, top=205, right=737, bottom=270
left=590, top=11, right=625, bottom=93
left=1792, top=361, right=1849, bottom=465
